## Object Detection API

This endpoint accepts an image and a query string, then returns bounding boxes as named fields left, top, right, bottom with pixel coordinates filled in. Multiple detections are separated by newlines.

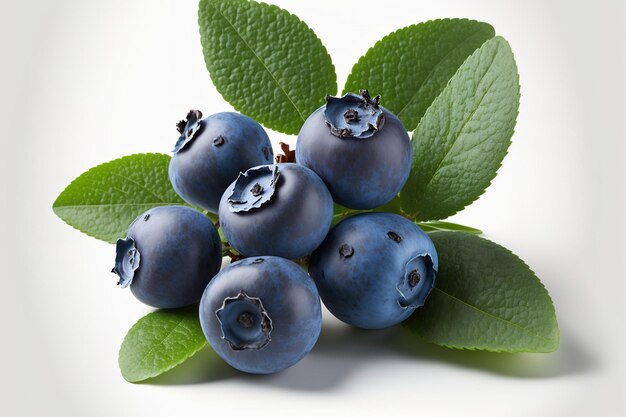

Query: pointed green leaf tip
left=119, top=307, right=213, bottom=383
left=404, top=232, right=559, bottom=353
left=344, top=18, right=495, bottom=130
left=52, top=153, right=190, bottom=243
left=401, top=36, right=520, bottom=221
left=198, top=0, right=337, bottom=134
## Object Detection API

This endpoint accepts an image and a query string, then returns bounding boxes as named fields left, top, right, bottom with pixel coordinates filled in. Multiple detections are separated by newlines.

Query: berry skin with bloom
left=169, top=110, right=273, bottom=214
left=199, top=256, right=322, bottom=374
left=309, top=212, right=438, bottom=329
left=218, top=163, right=333, bottom=259
left=296, top=90, right=411, bottom=210
left=112, top=205, right=222, bottom=309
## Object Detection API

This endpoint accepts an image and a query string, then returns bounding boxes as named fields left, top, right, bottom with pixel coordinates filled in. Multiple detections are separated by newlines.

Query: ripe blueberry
left=112, top=206, right=222, bottom=308
left=169, top=110, right=273, bottom=213
left=296, top=90, right=411, bottom=209
left=309, top=212, right=438, bottom=329
left=218, top=163, right=333, bottom=259
left=199, top=256, right=322, bottom=374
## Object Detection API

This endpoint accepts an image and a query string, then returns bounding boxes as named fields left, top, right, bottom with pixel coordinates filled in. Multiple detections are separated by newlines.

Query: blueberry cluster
left=112, top=90, right=438, bottom=374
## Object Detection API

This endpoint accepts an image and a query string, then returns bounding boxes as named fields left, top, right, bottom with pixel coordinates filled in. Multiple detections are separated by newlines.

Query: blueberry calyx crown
left=111, top=237, right=141, bottom=288
left=396, top=253, right=437, bottom=310
left=227, top=165, right=280, bottom=213
left=324, top=89, right=385, bottom=139
left=216, top=290, right=273, bottom=351
left=172, top=109, right=204, bottom=153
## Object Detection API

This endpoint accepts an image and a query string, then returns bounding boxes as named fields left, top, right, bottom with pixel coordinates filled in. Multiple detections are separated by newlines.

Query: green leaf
left=331, top=196, right=403, bottom=226
left=53, top=153, right=189, bottom=243
left=205, top=210, right=219, bottom=223
left=332, top=202, right=352, bottom=217
left=419, top=221, right=482, bottom=235
left=344, top=19, right=495, bottom=130
left=402, top=36, right=520, bottom=221
left=416, top=223, right=440, bottom=233
left=375, top=194, right=402, bottom=214
left=404, top=232, right=559, bottom=352
left=119, top=307, right=212, bottom=383
left=198, top=0, right=337, bottom=134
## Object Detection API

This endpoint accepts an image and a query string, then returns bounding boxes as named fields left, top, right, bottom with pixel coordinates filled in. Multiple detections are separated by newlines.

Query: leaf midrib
left=206, top=1, right=306, bottom=122
left=417, top=43, right=503, bottom=195
left=433, top=287, right=553, bottom=345
left=56, top=171, right=170, bottom=207
left=125, top=316, right=203, bottom=379
left=396, top=28, right=491, bottom=120
left=109, top=172, right=166, bottom=203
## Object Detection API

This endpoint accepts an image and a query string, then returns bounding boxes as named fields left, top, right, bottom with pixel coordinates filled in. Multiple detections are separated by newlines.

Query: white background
left=1, top=0, right=625, bottom=416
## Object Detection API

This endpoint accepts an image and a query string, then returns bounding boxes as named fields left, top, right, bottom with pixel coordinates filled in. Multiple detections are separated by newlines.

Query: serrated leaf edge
left=344, top=18, right=495, bottom=123
left=52, top=152, right=172, bottom=206
left=407, top=36, right=521, bottom=221
left=119, top=312, right=208, bottom=383
left=404, top=233, right=560, bottom=353
left=432, top=287, right=558, bottom=352
left=199, top=0, right=337, bottom=135
left=52, top=153, right=189, bottom=244
left=52, top=204, right=187, bottom=244
left=395, top=29, right=494, bottom=121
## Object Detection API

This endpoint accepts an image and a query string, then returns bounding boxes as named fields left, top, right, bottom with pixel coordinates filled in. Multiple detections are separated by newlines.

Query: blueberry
left=112, top=206, right=222, bottom=308
left=309, top=212, right=438, bottom=329
left=296, top=90, right=412, bottom=209
left=218, top=163, right=333, bottom=259
left=169, top=110, right=273, bottom=213
left=199, top=256, right=321, bottom=374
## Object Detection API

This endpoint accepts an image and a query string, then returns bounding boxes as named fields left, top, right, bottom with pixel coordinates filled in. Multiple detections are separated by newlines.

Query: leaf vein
left=397, top=29, right=489, bottom=119
left=109, top=172, right=166, bottom=203
left=419, top=49, right=503, bottom=193
left=127, top=317, right=189, bottom=377
left=207, top=1, right=306, bottom=122
left=433, top=287, right=552, bottom=344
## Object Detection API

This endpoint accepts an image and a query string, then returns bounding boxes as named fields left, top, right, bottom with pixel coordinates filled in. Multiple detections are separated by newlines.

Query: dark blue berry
left=199, top=256, right=321, bottom=374
left=296, top=90, right=411, bottom=209
left=112, top=206, right=222, bottom=308
left=169, top=111, right=273, bottom=213
left=218, top=163, right=333, bottom=259
left=309, top=212, right=438, bottom=329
